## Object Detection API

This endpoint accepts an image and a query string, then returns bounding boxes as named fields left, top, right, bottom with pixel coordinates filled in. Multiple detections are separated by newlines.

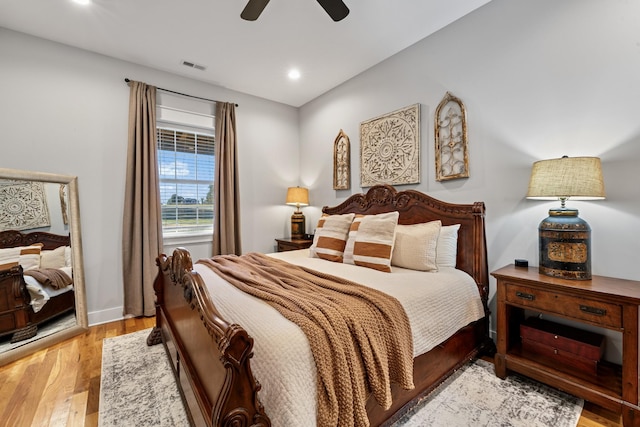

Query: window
left=157, top=127, right=215, bottom=235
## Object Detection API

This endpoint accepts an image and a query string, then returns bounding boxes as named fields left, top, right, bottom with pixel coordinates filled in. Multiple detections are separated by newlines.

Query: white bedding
left=194, top=249, right=485, bottom=427
left=24, top=266, right=73, bottom=313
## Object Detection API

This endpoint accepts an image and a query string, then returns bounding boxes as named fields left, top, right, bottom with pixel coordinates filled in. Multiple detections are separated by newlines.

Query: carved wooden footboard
left=0, top=231, right=74, bottom=342
left=149, top=185, right=492, bottom=427
left=148, top=249, right=270, bottom=427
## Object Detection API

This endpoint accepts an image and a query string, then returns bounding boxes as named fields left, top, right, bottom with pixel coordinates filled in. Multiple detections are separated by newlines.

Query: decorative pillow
left=0, top=245, right=42, bottom=271
left=0, top=261, right=19, bottom=271
left=351, top=211, right=400, bottom=273
left=41, top=246, right=67, bottom=269
left=437, top=224, right=461, bottom=268
left=64, top=246, right=73, bottom=267
left=342, top=214, right=364, bottom=265
left=308, top=213, right=355, bottom=262
left=392, top=220, right=442, bottom=271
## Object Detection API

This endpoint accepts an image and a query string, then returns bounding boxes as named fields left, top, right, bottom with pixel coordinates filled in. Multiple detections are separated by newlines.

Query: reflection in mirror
left=0, top=168, right=87, bottom=366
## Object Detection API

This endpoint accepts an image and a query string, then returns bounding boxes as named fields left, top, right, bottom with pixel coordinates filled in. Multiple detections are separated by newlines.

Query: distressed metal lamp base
left=538, top=208, right=591, bottom=280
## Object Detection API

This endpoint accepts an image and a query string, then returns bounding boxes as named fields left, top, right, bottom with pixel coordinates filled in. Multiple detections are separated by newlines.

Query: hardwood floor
left=0, top=317, right=155, bottom=427
left=0, top=316, right=624, bottom=427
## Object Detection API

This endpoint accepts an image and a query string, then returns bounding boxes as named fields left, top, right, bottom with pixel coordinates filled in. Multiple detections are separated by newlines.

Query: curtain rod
left=124, top=78, right=238, bottom=107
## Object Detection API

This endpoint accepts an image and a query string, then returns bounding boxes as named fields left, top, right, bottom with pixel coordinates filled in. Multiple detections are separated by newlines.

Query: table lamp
left=526, top=156, right=605, bottom=280
left=286, top=186, right=309, bottom=239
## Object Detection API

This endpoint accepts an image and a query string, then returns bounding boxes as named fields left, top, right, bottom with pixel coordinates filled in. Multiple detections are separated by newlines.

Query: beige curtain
left=122, top=80, right=163, bottom=317
left=213, top=102, right=242, bottom=255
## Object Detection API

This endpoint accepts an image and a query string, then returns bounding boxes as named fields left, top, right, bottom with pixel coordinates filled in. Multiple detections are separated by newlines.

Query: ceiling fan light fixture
left=241, top=0, right=349, bottom=22
left=241, top=0, right=270, bottom=21
left=316, top=0, right=349, bottom=22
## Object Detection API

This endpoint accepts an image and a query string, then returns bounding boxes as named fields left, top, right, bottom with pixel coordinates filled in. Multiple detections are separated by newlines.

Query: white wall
left=0, top=28, right=300, bottom=324
left=299, top=0, right=640, bottom=362
left=2, top=0, right=639, bottom=361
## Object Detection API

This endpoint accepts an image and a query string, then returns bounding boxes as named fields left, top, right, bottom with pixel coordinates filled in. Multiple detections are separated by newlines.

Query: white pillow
left=41, top=246, right=67, bottom=269
left=392, top=220, right=442, bottom=271
left=308, top=213, right=355, bottom=263
left=437, top=224, right=461, bottom=268
left=64, top=246, right=73, bottom=267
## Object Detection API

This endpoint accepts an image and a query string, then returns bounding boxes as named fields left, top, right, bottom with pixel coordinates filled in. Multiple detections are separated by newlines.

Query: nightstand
left=492, top=264, right=640, bottom=426
left=275, top=237, right=313, bottom=252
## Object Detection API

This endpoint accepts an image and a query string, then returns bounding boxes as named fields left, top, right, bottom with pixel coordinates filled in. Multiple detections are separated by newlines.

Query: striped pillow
left=0, top=244, right=42, bottom=271
left=351, top=211, right=399, bottom=272
left=308, top=213, right=355, bottom=262
left=0, top=261, right=19, bottom=271
left=342, top=214, right=364, bottom=265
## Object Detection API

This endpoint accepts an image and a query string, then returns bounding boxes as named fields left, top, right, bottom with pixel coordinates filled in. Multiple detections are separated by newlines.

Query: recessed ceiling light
left=288, top=69, right=301, bottom=80
left=72, top=0, right=91, bottom=5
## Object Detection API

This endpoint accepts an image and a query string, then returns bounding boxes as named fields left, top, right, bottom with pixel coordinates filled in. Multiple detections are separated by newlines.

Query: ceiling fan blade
left=316, top=0, right=349, bottom=21
left=241, top=0, right=270, bottom=21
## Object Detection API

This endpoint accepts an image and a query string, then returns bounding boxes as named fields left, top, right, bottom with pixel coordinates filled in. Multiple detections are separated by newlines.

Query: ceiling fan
left=241, top=0, right=349, bottom=22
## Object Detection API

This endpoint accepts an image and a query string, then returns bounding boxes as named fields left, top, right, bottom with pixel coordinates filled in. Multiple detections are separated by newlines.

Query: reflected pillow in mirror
left=41, top=246, right=67, bottom=269
left=0, top=245, right=42, bottom=271
left=64, top=246, right=72, bottom=267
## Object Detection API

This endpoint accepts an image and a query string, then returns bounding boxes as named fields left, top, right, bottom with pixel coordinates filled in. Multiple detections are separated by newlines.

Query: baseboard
left=88, top=306, right=124, bottom=326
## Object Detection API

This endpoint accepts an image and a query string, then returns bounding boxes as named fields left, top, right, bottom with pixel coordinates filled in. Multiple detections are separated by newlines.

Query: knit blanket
left=198, top=252, right=414, bottom=427
left=24, top=267, right=72, bottom=289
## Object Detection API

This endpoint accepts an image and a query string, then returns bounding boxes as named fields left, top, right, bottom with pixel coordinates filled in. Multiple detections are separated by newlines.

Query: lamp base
left=538, top=208, right=591, bottom=280
left=291, top=211, right=306, bottom=240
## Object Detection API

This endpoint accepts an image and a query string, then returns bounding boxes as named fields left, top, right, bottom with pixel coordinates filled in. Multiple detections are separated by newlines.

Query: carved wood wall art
left=0, top=180, right=51, bottom=231
left=360, top=104, right=420, bottom=187
left=435, top=92, right=469, bottom=181
left=333, top=129, right=351, bottom=190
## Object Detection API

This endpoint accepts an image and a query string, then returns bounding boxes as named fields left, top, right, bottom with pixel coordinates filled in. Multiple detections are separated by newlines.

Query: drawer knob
left=580, top=305, right=606, bottom=316
left=515, top=291, right=535, bottom=301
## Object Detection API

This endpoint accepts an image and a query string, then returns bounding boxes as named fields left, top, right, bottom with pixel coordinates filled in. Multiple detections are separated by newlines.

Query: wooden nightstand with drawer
left=492, top=264, right=640, bottom=426
left=275, top=237, right=313, bottom=252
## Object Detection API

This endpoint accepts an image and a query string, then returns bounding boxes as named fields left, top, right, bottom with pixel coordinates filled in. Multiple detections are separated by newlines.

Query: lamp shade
left=286, top=187, right=309, bottom=207
left=526, top=156, right=605, bottom=201
left=526, top=156, right=605, bottom=280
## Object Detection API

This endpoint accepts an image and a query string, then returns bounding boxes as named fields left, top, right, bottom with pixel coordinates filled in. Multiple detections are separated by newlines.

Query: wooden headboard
left=0, top=230, right=70, bottom=251
left=322, top=185, right=488, bottom=301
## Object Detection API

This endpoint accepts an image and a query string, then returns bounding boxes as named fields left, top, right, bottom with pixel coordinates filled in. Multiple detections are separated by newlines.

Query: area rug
left=98, top=329, right=189, bottom=427
left=392, top=358, right=583, bottom=427
left=99, top=329, right=583, bottom=427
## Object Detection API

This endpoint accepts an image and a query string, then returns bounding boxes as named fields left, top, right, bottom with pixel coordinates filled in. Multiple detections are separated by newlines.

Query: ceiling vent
left=182, top=60, right=207, bottom=71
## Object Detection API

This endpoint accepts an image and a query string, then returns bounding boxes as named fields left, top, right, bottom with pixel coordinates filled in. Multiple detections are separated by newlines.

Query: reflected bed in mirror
left=0, top=168, right=87, bottom=366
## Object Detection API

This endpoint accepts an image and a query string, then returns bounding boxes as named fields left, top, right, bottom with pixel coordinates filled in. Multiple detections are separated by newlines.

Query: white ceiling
left=0, top=0, right=491, bottom=107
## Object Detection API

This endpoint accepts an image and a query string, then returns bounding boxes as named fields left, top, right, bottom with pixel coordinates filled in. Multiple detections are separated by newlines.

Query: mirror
left=0, top=168, right=88, bottom=366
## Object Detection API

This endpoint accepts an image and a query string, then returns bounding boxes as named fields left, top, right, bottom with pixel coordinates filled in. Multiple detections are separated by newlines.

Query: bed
left=148, top=184, right=492, bottom=426
left=0, top=230, right=75, bottom=343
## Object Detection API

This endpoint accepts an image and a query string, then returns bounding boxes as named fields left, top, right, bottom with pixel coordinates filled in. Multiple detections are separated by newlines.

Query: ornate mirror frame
left=0, top=168, right=88, bottom=366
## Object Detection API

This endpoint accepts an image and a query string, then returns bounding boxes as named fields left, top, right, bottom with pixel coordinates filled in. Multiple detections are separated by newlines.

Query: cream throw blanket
left=198, top=253, right=415, bottom=427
